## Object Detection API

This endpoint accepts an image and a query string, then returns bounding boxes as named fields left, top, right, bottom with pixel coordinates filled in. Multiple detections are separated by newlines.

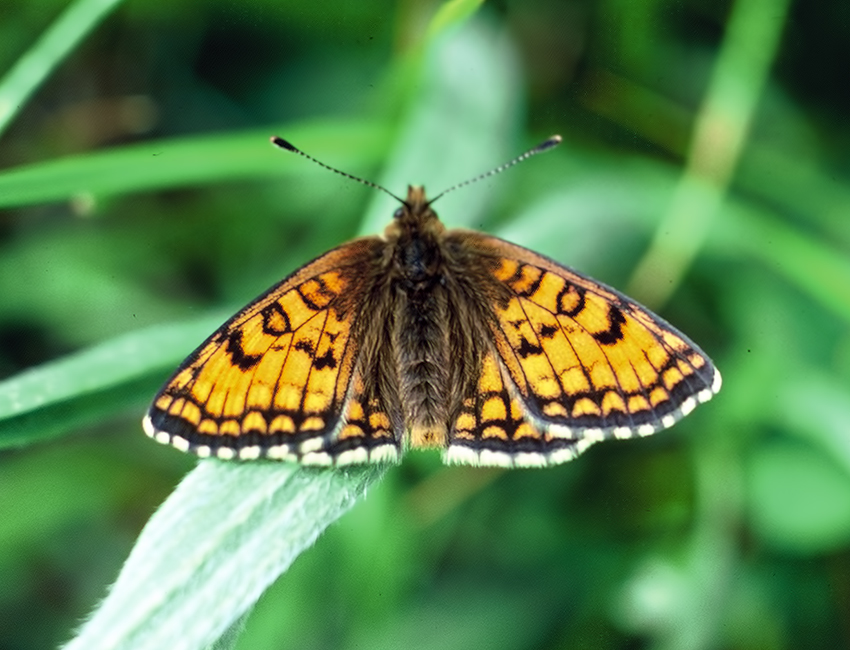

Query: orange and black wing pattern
left=445, top=233, right=721, bottom=467
left=143, top=238, right=400, bottom=465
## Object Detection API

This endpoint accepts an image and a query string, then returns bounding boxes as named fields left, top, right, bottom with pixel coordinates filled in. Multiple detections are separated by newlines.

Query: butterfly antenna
left=428, top=135, right=563, bottom=205
left=271, top=136, right=407, bottom=206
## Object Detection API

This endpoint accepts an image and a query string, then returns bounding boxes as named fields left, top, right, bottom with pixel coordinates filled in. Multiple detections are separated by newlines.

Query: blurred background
left=1, top=0, right=849, bottom=648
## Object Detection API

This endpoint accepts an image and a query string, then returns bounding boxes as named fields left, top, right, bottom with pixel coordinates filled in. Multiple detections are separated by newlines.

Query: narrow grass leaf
left=0, top=119, right=389, bottom=208
left=0, top=316, right=223, bottom=425
left=0, top=0, right=126, bottom=137
left=425, top=0, right=487, bottom=42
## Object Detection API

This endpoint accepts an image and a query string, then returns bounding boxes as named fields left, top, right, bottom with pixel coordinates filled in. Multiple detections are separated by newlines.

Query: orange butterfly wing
left=445, top=233, right=721, bottom=467
left=143, top=238, right=400, bottom=464
left=146, top=224, right=719, bottom=468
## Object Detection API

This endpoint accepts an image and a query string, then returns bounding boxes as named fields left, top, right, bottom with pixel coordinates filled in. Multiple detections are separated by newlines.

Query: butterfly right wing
left=445, top=231, right=720, bottom=467
left=144, top=237, right=401, bottom=464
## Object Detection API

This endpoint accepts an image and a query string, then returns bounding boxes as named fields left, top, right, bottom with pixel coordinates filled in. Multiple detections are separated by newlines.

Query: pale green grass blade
left=62, top=461, right=387, bottom=650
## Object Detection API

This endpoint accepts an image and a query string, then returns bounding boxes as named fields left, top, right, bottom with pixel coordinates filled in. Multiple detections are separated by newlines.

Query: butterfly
left=144, top=135, right=721, bottom=468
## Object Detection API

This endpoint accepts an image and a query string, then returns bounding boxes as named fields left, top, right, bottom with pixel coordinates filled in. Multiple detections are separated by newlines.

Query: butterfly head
left=402, top=185, right=428, bottom=213
left=386, top=185, right=444, bottom=235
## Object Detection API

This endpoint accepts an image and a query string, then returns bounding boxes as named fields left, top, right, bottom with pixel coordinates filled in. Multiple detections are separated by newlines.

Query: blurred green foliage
left=1, top=0, right=849, bottom=648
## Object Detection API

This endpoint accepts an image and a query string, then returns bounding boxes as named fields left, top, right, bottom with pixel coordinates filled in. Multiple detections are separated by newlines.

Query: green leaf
left=776, top=373, right=850, bottom=477
left=0, top=317, right=223, bottom=449
left=713, top=201, right=850, bottom=323
left=0, top=119, right=389, bottom=208
left=61, top=461, right=387, bottom=650
left=747, top=441, right=850, bottom=554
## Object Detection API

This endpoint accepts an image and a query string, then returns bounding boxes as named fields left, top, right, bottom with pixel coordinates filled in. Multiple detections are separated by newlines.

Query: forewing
left=445, top=232, right=721, bottom=467
left=143, top=237, right=401, bottom=464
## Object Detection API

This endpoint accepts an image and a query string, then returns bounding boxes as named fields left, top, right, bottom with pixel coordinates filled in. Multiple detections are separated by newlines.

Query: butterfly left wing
left=144, top=238, right=402, bottom=464
left=445, top=232, right=721, bottom=467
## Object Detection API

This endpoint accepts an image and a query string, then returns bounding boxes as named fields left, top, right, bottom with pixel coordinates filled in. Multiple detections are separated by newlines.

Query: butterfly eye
left=393, top=207, right=404, bottom=219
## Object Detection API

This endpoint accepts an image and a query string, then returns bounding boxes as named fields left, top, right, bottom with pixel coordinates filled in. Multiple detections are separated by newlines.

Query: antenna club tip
left=537, top=135, right=563, bottom=152
left=270, top=136, right=298, bottom=152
